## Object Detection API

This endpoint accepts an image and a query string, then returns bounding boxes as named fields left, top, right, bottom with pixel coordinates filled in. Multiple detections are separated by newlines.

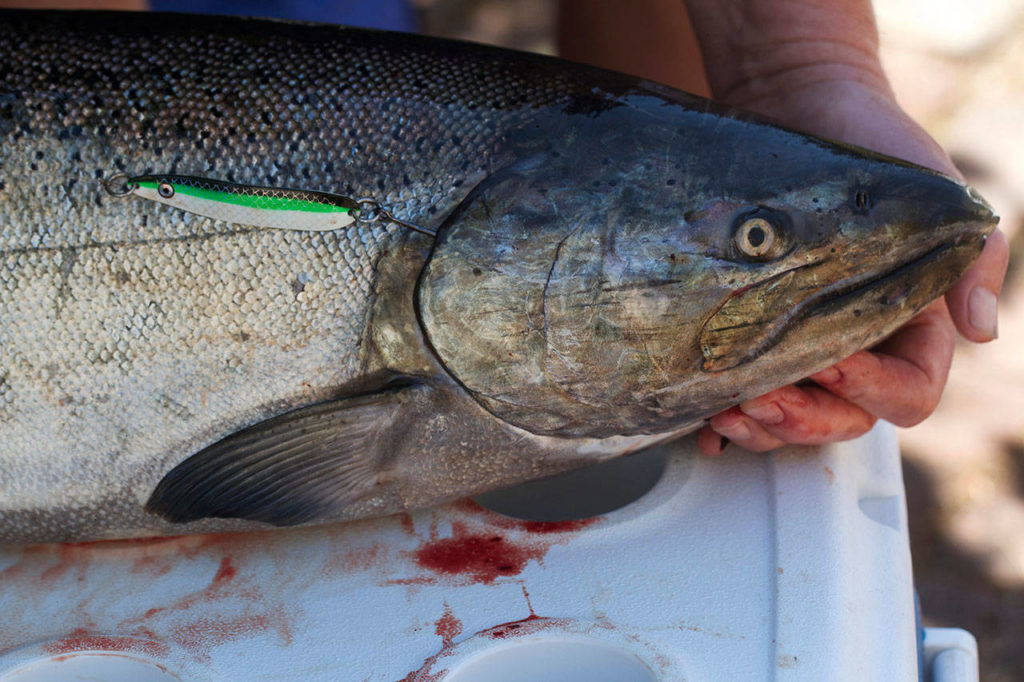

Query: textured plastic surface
left=922, top=628, right=979, bottom=682
left=0, top=423, right=921, bottom=680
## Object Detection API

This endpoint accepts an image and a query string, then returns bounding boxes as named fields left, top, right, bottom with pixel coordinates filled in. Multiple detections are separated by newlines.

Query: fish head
left=418, top=95, right=997, bottom=439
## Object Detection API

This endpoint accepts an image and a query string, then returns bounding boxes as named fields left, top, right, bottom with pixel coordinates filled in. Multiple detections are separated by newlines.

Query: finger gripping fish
left=0, top=10, right=997, bottom=543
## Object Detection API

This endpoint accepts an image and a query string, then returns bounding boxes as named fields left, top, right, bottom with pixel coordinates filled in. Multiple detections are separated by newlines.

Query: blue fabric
left=148, top=0, right=417, bottom=31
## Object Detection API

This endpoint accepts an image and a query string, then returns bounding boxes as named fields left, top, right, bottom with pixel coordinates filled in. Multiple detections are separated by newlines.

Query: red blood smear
left=42, top=629, right=170, bottom=658
left=413, top=523, right=544, bottom=585
left=380, top=575, right=438, bottom=587
left=452, top=499, right=601, bottom=534
left=112, top=552, right=294, bottom=661
left=485, top=615, right=567, bottom=640
left=511, top=519, right=597, bottom=534
left=3, top=535, right=207, bottom=593
left=487, top=615, right=543, bottom=639
left=521, top=584, right=536, bottom=617
left=119, top=555, right=242, bottom=630
left=172, top=615, right=270, bottom=650
left=34, top=538, right=226, bottom=586
left=434, top=604, right=463, bottom=648
left=65, top=536, right=181, bottom=549
left=38, top=554, right=75, bottom=584
left=400, top=666, right=448, bottom=682
left=402, top=615, right=567, bottom=681
left=131, top=554, right=175, bottom=577
left=6, top=534, right=299, bottom=662
left=129, top=626, right=159, bottom=641
left=324, top=543, right=384, bottom=575
left=210, top=557, right=236, bottom=587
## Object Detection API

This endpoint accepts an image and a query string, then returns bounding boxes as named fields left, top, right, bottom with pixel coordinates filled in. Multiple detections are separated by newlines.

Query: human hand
left=686, top=0, right=1010, bottom=454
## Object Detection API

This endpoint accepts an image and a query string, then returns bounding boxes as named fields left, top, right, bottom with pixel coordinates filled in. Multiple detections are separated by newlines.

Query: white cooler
left=0, top=422, right=978, bottom=681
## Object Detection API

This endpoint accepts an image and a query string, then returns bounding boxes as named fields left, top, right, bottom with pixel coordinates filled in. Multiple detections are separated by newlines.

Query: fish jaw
left=700, top=172, right=997, bottom=372
left=419, top=97, right=998, bottom=440
left=652, top=169, right=997, bottom=421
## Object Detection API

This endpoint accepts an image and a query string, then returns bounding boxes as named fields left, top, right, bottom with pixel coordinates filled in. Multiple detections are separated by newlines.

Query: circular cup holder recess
left=472, top=446, right=668, bottom=521
left=0, top=652, right=180, bottom=681
left=443, top=638, right=658, bottom=682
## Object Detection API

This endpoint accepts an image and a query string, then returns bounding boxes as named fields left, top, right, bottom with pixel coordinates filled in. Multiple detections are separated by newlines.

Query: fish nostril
left=853, top=189, right=872, bottom=214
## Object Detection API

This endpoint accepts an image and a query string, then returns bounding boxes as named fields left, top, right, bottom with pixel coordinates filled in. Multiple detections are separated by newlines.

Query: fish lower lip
left=700, top=234, right=984, bottom=371
left=805, top=242, right=956, bottom=315
left=806, top=232, right=989, bottom=317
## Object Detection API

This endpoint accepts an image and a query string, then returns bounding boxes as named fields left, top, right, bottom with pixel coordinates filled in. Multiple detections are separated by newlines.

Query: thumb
left=944, top=228, right=1009, bottom=342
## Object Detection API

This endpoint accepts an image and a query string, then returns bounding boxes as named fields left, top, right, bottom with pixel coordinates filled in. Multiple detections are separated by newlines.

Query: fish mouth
left=810, top=239, right=965, bottom=313
left=700, top=230, right=989, bottom=372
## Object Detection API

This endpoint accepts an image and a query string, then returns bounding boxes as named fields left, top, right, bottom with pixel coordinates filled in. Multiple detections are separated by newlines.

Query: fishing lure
left=103, top=173, right=436, bottom=236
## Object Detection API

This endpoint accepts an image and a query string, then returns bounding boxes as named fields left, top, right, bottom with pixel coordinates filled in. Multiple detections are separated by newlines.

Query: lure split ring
left=354, top=198, right=384, bottom=223
left=102, top=172, right=138, bottom=197
left=354, top=197, right=436, bottom=237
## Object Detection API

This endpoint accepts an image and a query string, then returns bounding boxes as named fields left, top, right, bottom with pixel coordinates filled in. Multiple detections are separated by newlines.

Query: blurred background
left=414, top=1, right=1024, bottom=678
left=874, top=3, right=1024, bottom=680
left=2, top=0, right=1021, bottom=677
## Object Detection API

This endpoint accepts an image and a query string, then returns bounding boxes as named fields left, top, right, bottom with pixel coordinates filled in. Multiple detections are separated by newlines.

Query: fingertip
left=708, top=405, right=741, bottom=424
left=751, top=384, right=876, bottom=444
left=708, top=408, right=788, bottom=452
left=743, top=384, right=814, bottom=417
left=967, top=286, right=998, bottom=341
left=810, top=365, right=841, bottom=386
left=696, top=425, right=728, bottom=455
left=947, top=228, right=1008, bottom=343
left=739, top=401, right=785, bottom=425
left=810, top=351, right=875, bottom=396
left=715, top=416, right=752, bottom=442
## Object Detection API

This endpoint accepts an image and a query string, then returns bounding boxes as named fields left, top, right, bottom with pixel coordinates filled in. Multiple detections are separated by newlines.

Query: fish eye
left=735, top=216, right=777, bottom=259
left=158, top=182, right=175, bottom=198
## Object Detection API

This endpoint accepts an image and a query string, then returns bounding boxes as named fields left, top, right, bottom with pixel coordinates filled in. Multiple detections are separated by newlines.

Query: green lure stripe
left=134, top=178, right=355, bottom=214
left=127, top=174, right=362, bottom=233
left=110, top=173, right=436, bottom=236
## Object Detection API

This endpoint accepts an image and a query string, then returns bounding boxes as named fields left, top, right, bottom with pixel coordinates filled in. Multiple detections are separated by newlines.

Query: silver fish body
left=0, top=11, right=996, bottom=543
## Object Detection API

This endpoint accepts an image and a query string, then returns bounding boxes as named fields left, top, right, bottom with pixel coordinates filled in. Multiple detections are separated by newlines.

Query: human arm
left=558, top=0, right=1009, bottom=453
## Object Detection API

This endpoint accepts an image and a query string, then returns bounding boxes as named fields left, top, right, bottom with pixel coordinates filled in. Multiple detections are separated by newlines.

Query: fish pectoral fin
left=145, top=381, right=425, bottom=526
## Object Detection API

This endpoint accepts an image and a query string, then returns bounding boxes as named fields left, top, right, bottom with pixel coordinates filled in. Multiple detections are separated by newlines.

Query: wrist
left=683, top=0, right=957, bottom=174
left=684, top=0, right=891, bottom=111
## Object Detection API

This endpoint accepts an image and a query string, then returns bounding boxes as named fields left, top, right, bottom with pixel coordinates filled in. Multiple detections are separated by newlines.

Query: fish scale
left=0, top=11, right=996, bottom=543
left=0, top=11, right=613, bottom=542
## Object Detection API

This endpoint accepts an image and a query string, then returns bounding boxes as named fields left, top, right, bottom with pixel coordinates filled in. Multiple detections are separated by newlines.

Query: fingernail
left=811, top=366, right=841, bottom=384
left=968, top=287, right=998, bottom=339
left=740, top=402, right=785, bottom=424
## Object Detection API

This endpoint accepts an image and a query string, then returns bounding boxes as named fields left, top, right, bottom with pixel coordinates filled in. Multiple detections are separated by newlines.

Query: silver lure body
left=0, top=11, right=995, bottom=543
